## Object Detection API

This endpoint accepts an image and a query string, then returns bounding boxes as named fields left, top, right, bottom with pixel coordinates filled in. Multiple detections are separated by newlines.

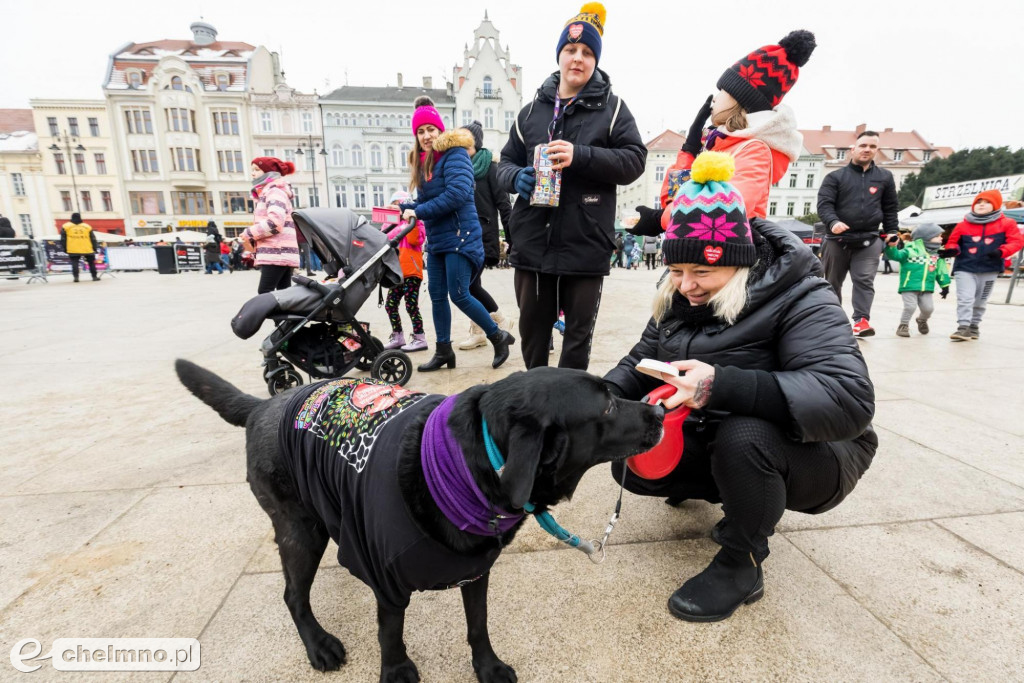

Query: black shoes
left=417, top=342, right=456, bottom=372
left=668, top=549, right=764, bottom=622
left=487, top=330, right=515, bottom=369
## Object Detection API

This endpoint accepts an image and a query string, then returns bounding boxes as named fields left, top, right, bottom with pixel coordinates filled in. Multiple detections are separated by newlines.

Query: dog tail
left=175, top=359, right=261, bottom=428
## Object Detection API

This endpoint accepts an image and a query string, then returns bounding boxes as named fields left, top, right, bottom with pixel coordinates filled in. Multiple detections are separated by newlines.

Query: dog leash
left=482, top=418, right=625, bottom=565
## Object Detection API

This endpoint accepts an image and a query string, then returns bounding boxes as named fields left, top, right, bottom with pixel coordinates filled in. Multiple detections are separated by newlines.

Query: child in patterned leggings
left=383, top=191, right=428, bottom=352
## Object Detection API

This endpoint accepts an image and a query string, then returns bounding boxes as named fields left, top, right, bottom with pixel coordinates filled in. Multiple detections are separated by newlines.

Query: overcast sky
left=4, top=0, right=1020, bottom=151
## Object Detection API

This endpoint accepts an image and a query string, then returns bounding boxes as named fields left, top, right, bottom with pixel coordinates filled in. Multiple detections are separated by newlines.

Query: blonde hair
left=718, top=103, right=748, bottom=133
left=652, top=267, right=752, bottom=326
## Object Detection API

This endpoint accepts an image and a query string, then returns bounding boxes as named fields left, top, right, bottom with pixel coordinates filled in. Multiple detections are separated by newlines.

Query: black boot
left=417, top=342, right=456, bottom=372
left=487, top=330, right=515, bottom=369
left=667, top=548, right=763, bottom=622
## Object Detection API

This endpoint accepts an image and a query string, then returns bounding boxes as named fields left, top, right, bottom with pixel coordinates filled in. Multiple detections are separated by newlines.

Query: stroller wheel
left=371, top=350, right=414, bottom=386
left=267, top=367, right=304, bottom=396
left=355, top=335, right=384, bottom=371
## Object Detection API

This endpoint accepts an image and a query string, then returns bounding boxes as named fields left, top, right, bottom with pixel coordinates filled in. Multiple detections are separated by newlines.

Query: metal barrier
left=0, top=238, right=49, bottom=284
left=1005, top=249, right=1024, bottom=304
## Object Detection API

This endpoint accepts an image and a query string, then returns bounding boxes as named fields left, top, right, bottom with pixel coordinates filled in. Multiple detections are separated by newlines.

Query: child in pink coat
left=243, top=157, right=300, bottom=293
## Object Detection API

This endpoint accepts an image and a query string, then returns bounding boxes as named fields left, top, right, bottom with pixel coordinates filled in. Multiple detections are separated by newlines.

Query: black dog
left=175, top=361, right=663, bottom=682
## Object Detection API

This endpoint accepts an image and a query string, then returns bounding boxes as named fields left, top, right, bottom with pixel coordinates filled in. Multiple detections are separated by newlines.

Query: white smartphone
left=636, top=358, right=680, bottom=379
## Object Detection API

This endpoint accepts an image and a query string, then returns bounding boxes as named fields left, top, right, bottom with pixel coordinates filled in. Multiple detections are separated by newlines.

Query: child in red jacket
left=941, top=190, right=1024, bottom=340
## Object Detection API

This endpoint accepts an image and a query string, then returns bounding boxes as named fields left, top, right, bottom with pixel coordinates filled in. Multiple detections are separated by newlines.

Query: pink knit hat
left=412, top=105, right=444, bottom=134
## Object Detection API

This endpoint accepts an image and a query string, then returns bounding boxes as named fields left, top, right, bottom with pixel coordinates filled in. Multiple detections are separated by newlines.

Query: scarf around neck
left=471, top=148, right=493, bottom=179
left=421, top=395, right=523, bottom=536
left=967, top=209, right=1003, bottom=225
left=251, top=171, right=282, bottom=198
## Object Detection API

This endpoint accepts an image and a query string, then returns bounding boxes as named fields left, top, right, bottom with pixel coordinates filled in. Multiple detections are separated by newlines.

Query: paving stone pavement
left=2, top=263, right=1022, bottom=682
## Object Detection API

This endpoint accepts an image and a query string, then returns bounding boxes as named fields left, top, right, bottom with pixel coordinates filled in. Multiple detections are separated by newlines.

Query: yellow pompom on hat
left=664, top=152, right=755, bottom=267
left=557, top=3, right=606, bottom=63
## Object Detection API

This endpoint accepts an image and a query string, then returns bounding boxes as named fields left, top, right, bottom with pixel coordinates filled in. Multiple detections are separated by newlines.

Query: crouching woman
left=604, top=153, right=877, bottom=622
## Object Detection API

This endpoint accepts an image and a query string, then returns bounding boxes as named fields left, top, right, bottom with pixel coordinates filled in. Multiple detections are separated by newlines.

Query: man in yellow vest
left=60, top=213, right=100, bottom=282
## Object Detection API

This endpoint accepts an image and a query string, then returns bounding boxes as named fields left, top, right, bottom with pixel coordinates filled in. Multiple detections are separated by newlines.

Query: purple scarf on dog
left=421, top=395, right=523, bottom=536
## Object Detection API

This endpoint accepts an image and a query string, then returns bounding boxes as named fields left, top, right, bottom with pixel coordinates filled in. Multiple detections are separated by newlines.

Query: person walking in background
left=614, top=232, right=625, bottom=268
left=456, top=120, right=517, bottom=351
left=942, top=190, right=1024, bottom=341
left=0, top=216, right=14, bottom=238
left=643, top=234, right=658, bottom=269
left=219, top=239, right=232, bottom=272
left=400, top=99, right=515, bottom=372
left=60, top=212, right=99, bottom=282
left=243, top=157, right=300, bottom=294
left=205, top=220, right=222, bottom=245
left=296, top=228, right=314, bottom=276
left=817, top=131, right=899, bottom=338
left=382, top=191, right=428, bottom=353
left=883, top=224, right=949, bottom=337
left=204, top=235, right=225, bottom=274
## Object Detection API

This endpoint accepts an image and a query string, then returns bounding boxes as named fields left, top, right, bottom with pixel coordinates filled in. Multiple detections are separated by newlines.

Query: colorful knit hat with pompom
left=663, top=152, right=755, bottom=267
left=556, top=3, right=606, bottom=64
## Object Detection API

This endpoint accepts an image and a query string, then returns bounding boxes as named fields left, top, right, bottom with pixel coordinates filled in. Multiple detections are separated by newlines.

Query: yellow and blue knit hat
left=556, top=3, right=605, bottom=64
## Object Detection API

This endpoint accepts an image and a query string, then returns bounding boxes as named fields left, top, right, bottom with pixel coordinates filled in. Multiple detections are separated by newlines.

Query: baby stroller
left=231, top=207, right=417, bottom=395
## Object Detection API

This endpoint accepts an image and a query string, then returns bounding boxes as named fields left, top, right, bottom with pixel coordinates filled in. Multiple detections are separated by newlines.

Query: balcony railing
left=475, top=88, right=502, bottom=100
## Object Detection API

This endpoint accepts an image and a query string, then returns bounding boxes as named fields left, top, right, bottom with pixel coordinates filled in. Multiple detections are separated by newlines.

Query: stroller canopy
left=292, top=208, right=398, bottom=283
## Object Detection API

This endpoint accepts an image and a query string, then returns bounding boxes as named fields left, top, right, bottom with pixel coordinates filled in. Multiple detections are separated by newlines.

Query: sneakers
left=383, top=331, right=405, bottom=350
left=916, top=317, right=929, bottom=335
left=851, top=318, right=875, bottom=337
left=548, top=336, right=555, bottom=355
left=896, top=323, right=910, bottom=337
left=457, top=323, right=488, bottom=350
left=950, top=325, right=972, bottom=341
left=968, top=324, right=980, bottom=339
left=401, top=333, right=428, bottom=352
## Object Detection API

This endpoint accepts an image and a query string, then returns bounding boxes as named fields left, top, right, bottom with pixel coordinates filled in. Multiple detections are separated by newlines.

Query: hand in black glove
left=940, top=286, right=949, bottom=299
left=937, top=248, right=958, bottom=259
left=681, top=95, right=714, bottom=157
left=627, top=206, right=665, bottom=237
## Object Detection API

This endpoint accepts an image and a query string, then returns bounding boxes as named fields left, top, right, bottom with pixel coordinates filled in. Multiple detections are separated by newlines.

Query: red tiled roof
left=646, top=129, right=684, bottom=151
left=0, top=109, right=35, bottom=134
left=801, top=126, right=944, bottom=158
left=124, top=39, right=255, bottom=55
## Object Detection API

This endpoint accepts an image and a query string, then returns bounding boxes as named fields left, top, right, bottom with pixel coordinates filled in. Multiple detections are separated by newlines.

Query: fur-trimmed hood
left=433, top=128, right=475, bottom=154
left=717, top=104, right=804, bottom=163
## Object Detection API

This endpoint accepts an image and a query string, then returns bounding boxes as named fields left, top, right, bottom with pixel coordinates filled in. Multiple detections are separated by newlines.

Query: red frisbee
left=627, top=384, right=690, bottom=479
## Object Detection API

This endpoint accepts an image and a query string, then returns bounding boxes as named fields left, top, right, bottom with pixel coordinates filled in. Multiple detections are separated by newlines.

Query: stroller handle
left=388, top=218, right=418, bottom=249
left=292, top=274, right=332, bottom=297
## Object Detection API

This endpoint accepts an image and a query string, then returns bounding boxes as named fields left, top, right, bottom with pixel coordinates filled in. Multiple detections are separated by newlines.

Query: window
left=331, top=144, right=344, bottom=166
left=74, top=153, right=86, bottom=175
left=47, top=117, right=59, bottom=136
left=484, top=108, right=494, bottom=129
left=353, top=184, right=367, bottom=209
left=351, top=145, right=363, bottom=167
left=172, top=191, right=212, bottom=214
left=923, top=151, right=932, bottom=162
left=166, top=108, right=195, bottom=132
left=11, top=173, right=25, bottom=196
left=302, top=151, right=314, bottom=172
left=284, top=148, right=296, bottom=164
left=130, top=149, right=159, bottom=173
left=308, top=186, right=320, bottom=207
left=171, top=147, right=201, bottom=172
left=462, top=110, right=472, bottom=126
left=260, top=112, right=272, bottom=132
left=806, top=175, right=815, bottom=188
left=88, top=118, right=100, bottom=136
left=399, top=144, right=410, bottom=168
left=505, top=111, right=515, bottom=132
left=217, top=150, right=244, bottom=173
left=768, top=201, right=777, bottom=216
left=836, top=149, right=846, bottom=160
left=102, top=191, right=113, bottom=212
left=483, top=76, right=493, bottom=95
left=786, top=201, right=795, bottom=216
left=788, top=173, right=798, bottom=188
left=215, top=73, right=230, bottom=91
left=655, top=165, right=666, bottom=182
left=127, top=71, right=143, bottom=88
left=130, top=191, right=166, bottom=214
left=372, top=185, right=384, bottom=206
left=334, top=184, right=347, bottom=208
left=221, top=191, right=252, bottom=214
left=387, top=146, right=395, bottom=168
left=124, top=108, right=153, bottom=134
left=263, top=148, right=275, bottom=157
left=301, top=112, right=313, bottom=133
left=369, top=144, right=383, bottom=169
left=68, top=117, right=80, bottom=136
left=19, top=214, right=32, bottom=235
left=212, top=111, right=239, bottom=135
left=61, top=191, right=73, bottom=211
left=803, top=202, right=812, bottom=216
left=80, top=190, right=93, bottom=212
left=89, top=153, right=106, bottom=175
left=171, top=76, right=184, bottom=91
left=374, top=115, right=381, bottom=127
left=54, top=153, right=66, bottom=174
left=893, top=150, right=903, bottom=162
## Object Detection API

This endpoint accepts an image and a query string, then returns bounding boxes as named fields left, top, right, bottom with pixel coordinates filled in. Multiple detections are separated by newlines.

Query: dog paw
left=380, top=658, right=420, bottom=683
left=475, top=660, right=517, bottom=683
left=305, top=631, right=346, bottom=671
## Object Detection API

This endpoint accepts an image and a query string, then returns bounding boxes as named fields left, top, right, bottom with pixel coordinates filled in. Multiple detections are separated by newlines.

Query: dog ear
left=500, top=422, right=545, bottom=510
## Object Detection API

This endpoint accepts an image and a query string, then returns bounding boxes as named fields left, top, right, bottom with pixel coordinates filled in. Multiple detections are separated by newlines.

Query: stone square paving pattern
left=1, top=265, right=1022, bottom=682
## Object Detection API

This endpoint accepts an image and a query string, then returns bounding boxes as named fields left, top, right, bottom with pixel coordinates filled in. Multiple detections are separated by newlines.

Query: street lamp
left=48, top=130, right=86, bottom=214
left=295, top=135, right=329, bottom=207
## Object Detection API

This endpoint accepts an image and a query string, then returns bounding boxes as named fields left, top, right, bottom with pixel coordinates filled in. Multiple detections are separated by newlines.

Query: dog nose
left=651, top=404, right=666, bottom=421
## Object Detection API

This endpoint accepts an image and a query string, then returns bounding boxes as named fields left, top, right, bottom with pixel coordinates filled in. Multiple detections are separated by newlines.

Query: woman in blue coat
left=401, top=100, right=515, bottom=371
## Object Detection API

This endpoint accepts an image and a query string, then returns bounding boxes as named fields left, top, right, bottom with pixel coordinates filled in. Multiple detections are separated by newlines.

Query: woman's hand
left=659, top=359, right=715, bottom=410
left=546, top=140, right=574, bottom=170
left=402, top=208, right=417, bottom=222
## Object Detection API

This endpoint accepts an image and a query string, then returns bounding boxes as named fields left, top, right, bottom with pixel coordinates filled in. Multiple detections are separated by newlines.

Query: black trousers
left=611, top=415, right=841, bottom=563
left=514, top=270, right=603, bottom=371
left=69, top=254, right=97, bottom=280
left=468, top=272, right=498, bottom=314
left=645, top=253, right=656, bottom=269
left=258, top=265, right=293, bottom=294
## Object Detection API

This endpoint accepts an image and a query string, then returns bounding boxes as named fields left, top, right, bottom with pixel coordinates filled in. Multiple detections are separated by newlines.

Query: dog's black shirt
left=280, top=379, right=501, bottom=610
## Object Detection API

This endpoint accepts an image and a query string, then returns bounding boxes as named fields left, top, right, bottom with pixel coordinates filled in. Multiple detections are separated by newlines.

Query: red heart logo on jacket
left=968, top=247, right=978, bottom=254
left=972, top=236, right=982, bottom=242
left=984, top=238, right=994, bottom=245
left=704, top=246, right=723, bottom=264
left=869, top=186, right=878, bottom=194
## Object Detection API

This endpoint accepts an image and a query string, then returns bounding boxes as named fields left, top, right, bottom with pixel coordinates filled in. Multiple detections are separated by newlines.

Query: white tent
left=38, top=231, right=130, bottom=243
left=133, top=230, right=210, bottom=243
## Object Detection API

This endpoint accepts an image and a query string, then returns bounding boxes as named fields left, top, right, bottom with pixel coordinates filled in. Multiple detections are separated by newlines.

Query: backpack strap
left=608, top=95, right=621, bottom=137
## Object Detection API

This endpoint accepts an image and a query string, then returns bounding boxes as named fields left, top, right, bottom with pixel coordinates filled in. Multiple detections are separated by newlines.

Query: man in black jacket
left=816, top=131, right=898, bottom=337
left=497, top=8, right=646, bottom=370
